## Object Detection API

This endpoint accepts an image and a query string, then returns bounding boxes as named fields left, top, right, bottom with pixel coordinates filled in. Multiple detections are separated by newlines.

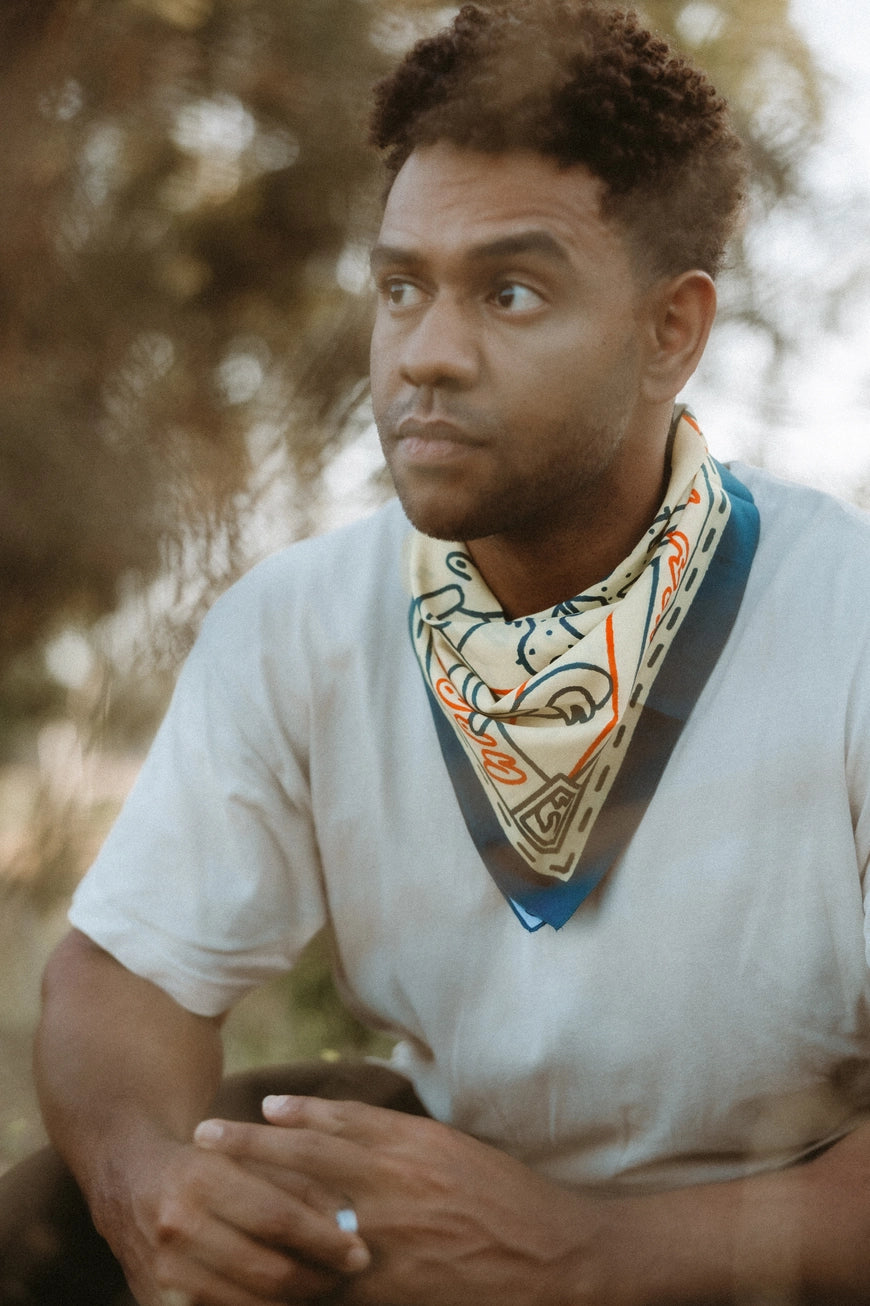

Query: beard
left=377, top=400, right=634, bottom=547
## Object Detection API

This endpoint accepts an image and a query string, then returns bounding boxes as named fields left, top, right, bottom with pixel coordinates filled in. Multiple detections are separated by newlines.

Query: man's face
left=369, top=143, right=658, bottom=546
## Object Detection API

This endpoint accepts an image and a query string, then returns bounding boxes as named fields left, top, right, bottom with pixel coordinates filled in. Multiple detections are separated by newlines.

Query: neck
left=467, top=412, right=674, bottom=619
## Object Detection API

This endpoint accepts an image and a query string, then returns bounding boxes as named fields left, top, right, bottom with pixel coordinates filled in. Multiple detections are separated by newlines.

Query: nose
left=398, top=295, right=480, bottom=390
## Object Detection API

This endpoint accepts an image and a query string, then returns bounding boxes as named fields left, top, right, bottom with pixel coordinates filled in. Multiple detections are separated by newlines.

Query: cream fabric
left=407, top=410, right=729, bottom=880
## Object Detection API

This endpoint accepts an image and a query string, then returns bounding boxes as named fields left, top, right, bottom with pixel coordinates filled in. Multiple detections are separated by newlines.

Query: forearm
left=34, top=930, right=370, bottom=1303
left=34, top=928, right=224, bottom=1210
left=602, top=1125, right=870, bottom=1304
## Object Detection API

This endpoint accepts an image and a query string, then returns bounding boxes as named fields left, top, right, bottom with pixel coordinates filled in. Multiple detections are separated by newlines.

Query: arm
left=615, top=1124, right=870, bottom=1304
left=195, top=1093, right=870, bottom=1305
left=34, top=930, right=370, bottom=1306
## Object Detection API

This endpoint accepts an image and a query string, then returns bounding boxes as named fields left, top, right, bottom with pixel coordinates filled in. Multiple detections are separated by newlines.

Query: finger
left=198, top=1135, right=347, bottom=1213
left=261, top=1093, right=419, bottom=1145
left=241, top=1155, right=344, bottom=1208
left=187, top=1222, right=346, bottom=1301
left=149, top=1240, right=339, bottom=1306
left=196, top=1117, right=375, bottom=1195
left=187, top=1147, right=370, bottom=1274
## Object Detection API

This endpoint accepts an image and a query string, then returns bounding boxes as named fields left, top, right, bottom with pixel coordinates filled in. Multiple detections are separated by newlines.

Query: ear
left=641, top=270, right=717, bottom=405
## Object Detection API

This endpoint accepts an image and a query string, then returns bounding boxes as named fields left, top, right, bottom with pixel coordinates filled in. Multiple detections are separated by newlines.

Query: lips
left=393, top=417, right=484, bottom=467
left=396, top=415, right=482, bottom=447
left=386, top=412, right=483, bottom=470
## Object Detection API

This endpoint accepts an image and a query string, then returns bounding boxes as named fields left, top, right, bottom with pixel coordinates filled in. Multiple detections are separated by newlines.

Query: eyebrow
left=369, top=229, right=572, bottom=273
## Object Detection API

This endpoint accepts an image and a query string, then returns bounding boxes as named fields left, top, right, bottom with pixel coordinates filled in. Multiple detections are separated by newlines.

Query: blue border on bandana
left=423, top=461, right=760, bottom=931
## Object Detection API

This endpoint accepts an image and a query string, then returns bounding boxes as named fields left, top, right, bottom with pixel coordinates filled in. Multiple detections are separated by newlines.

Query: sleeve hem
left=67, top=903, right=292, bottom=1018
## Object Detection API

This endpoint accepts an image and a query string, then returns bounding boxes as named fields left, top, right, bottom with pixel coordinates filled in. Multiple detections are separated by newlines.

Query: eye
left=380, top=279, right=427, bottom=309
left=492, top=282, right=545, bottom=313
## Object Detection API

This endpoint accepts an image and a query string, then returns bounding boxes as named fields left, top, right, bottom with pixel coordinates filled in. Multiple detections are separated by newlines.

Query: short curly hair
left=370, top=1, right=747, bottom=279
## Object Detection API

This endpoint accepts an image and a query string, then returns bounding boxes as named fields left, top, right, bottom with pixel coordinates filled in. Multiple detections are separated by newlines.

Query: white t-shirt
left=70, top=464, right=870, bottom=1193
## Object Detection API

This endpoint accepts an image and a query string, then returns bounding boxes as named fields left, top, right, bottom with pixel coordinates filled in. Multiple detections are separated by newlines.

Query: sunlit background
left=0, top=0, right=868, bottom=1173
left=683, top=0, right=870, bottom=496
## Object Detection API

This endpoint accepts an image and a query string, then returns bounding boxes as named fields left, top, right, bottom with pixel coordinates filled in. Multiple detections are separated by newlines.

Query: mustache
left=381, top=397, right=498, bottom=443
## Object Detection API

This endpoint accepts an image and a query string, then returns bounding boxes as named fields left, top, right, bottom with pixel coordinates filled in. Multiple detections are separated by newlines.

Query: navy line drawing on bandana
left=513, top=662, right=613, bottom=724
left=413, top=582, right=502, bottom=629
left=440, top=658, right=614, bottom=785
left=437, top=657, right=550, bottom=784
left=444, top=550, right=477, bottom=583
left=513, top=773, right=589, bottom=856
left=412, top=573, right=503, bottom=654
left=514, top=610, right=592, bottom=675
left=416, top=564, right=615, bottom=672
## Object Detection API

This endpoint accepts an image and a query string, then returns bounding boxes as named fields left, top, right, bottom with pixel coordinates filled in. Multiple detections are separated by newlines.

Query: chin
left=391, top=473, right=516, bottom=543
left=401, top=507, right=465, bottom=542
left=390, top=485, right=463, bottom=542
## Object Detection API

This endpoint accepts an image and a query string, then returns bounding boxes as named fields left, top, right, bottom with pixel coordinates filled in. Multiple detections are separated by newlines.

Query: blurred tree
left=0, top=0, right=384, bottom=685
left=0, top=0, right=825, bottom=698
left=643, top=0, right=828, bottom=358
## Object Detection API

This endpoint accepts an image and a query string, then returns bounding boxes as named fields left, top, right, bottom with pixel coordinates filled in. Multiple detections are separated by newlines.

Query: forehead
left=376, top=143, right=633, bottom=273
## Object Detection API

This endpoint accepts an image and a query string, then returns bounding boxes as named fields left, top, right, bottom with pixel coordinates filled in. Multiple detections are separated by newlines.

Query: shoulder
left=728, top=461, right=870, bottom=588
left=730, top=461, right=870, bottom=543
left=723, top=464, right=870, bottom=717
left=225, top=497, right=409, bottom=604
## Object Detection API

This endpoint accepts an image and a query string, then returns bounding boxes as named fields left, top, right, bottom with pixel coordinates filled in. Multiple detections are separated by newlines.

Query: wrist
left=594, top=1180, right=743, bottom=1306
left=539, top=1185, right=718, bottom=1306
left=533, top=1187, right=634, bottom=1306
left=78, top=1115, right=185, bottom=1242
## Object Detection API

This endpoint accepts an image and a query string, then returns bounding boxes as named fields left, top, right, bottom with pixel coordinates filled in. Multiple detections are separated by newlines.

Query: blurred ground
left=0, top=1023, right=49, bottom=1171
left=0, top=737, right=139, bottom=1174
left=0, top=893, right=70, bottom=1171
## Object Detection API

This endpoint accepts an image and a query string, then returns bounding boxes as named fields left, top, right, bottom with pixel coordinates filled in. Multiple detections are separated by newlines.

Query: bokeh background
left=1, top=0, right=868, bottom=1173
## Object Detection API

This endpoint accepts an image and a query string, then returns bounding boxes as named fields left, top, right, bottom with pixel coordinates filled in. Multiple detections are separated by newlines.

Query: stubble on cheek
left=381, top=450, right=490, bottom=541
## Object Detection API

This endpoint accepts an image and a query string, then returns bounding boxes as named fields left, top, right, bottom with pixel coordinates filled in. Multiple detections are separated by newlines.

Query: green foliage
left=0, top=0, right=385, bottom=675
left=222, top=930, right=395, bottom=1071
left=644, top=0, right=822, bottom=174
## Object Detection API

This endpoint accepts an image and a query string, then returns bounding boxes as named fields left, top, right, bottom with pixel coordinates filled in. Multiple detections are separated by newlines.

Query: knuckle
left=309, top=1097, right=355, bottom=1135
left=257, top=1206, right=315, bottom=1252
left=153, top=1196, right=185, bottom=1244
left=151, top=1260, right=186, bottom=1296
left=331, top=1099, right=355, bottom=1127
left=245, top=1260, right=287, bottom=1299
left=298, top=1174, right=329, bottom=1210
left=153, top=1180, right=205, bottom=1249
left=241, top=1248, right=328, bottom=1300
left=156, top=1289, right=191, bottom=1306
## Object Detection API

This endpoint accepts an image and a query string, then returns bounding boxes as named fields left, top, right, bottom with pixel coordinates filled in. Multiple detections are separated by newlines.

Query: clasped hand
left=191, top=1094, right=596, bottom=1306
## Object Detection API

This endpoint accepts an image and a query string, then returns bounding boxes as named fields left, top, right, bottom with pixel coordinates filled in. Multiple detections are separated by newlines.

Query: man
left=8, top=1, right=870, bottom=1302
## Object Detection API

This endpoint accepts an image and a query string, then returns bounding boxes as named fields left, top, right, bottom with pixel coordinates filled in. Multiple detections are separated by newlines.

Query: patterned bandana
left=407, top=407, right=759, bottom=930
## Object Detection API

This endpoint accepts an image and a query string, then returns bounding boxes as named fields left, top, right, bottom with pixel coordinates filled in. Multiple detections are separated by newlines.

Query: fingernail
left=193, top=1119, right=224, bottom=1145
left=344, top=1243, right=371, bottom=1272
left=262, top=1093, right=299, bottom=1115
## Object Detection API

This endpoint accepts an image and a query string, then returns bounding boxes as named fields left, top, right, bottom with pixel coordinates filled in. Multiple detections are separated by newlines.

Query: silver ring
left=335, top=1205, right=359, bottom=1234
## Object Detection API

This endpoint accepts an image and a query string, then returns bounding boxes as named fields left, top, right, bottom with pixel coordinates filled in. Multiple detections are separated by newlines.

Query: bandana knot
left=407, top=408, right=759, bottom=930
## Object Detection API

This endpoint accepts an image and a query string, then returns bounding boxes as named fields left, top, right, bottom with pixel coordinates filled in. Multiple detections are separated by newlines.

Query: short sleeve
left=842, top=548, right=870, bottom=963
left=850, top=638, right=870, bottom=900
left=70, top=564, right=327, bottom=1016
